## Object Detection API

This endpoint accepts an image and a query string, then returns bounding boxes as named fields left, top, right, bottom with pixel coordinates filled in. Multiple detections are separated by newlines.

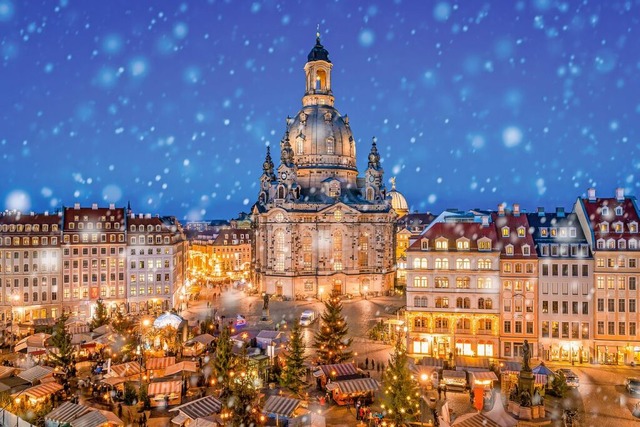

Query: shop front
left=596, top=344, right=625, bottom=365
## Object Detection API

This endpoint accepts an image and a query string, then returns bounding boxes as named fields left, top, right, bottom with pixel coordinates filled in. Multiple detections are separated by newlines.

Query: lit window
left=502, top=227, right=509, bottom=237
left=517, top=227, right=525, bottom=237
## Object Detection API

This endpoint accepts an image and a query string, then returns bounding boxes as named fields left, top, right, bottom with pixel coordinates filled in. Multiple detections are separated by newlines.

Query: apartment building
left=492, top=204, right=539, bottom=360
left=126, top=213, right=188, bottom=314
left=405, top=215, right=500, bottom=360
left=575, top=188, right=640, bottom=364
left=528, top=207, right=593, bottom=363
left=0, top=211, right=62, bottom=324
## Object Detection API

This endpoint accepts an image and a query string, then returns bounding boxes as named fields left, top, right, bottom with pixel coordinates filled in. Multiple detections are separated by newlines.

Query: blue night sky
left=1, top=0, right=639, bottom=220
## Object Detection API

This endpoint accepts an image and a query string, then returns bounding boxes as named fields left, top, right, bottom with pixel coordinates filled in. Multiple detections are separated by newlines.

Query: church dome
left=387, top=178, right=409, bottom=216
left=285, top=105, right=356, bottom=172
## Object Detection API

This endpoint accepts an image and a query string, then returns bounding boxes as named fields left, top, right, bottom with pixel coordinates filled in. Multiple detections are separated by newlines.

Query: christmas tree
left=382, top=336, right=420, bottom=425
left=49, top=315, right=74, bottom=376
left=226, top=347, right=262, bottom=427
left=279, top=321, right=307, bottom=395
left=212, top=324, right=235, bottom=398
left=90, top=298, right=109, bottom=330
left=312, top=297, right=353, bottom=364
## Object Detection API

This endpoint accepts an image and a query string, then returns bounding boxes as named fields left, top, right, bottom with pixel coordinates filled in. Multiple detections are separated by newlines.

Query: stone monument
left=261, top=293, right=270, bottom=321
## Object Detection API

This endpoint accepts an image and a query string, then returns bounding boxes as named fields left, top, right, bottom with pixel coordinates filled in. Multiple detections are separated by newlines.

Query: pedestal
left=261, top=309, right=270, bottom=321
left=518, top=369, right=535, bottom=396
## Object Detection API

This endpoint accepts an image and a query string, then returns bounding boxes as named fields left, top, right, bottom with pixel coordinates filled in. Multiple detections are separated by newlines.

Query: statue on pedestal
left=522, top=339, right=531, bottom=371
left=263, top=293, right=270, bottom=310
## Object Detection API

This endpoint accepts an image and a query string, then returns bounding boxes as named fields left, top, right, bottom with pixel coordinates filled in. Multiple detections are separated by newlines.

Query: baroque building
left=252, top=35, right=396, bottom=298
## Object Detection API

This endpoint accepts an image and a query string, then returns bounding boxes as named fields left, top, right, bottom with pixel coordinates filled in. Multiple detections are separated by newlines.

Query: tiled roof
left=62, top=205, right=125, bottom=230
left=580, top=196, right=640, bottom=240
left=491, top=211, right=537, bottom=259
left=408, top=221, right=498, bottom=252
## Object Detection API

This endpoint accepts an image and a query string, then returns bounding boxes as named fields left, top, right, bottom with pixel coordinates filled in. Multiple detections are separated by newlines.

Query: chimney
left=556, top=207, right=565, bottom=218
left=109, top=203, right=115, bottom=210
left=481, top=216, right=490, bottom=227
left=91, top=203, right=98, bottom=210
left=513, top=204, right=520, bottom=217
left=498, top=204, right=505, bottom=216
left=74, top=203, right=80, bottom=209
left=30, top=211, right=34, bottom=216
left=44, top=211, right=49, bottom=216
left=616, top=187, right=625, bottom=202
left=145, top=213, right=151, bottom=219
left=130, top=212, right=135, bottom=218
left=587, top=187, right=596, bottom=202
left=138, top=213, right=143, bottom=219
left=537, top=207, right=545, bottom=217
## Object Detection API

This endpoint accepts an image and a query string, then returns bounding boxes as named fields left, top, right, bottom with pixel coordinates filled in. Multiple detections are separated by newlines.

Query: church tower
left=252, top=33, right=396, bottom=299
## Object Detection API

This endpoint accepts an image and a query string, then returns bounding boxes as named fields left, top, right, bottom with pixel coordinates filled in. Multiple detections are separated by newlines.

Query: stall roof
left=262, top=395, right=301, bottom=418
left=107, top=361, right=142, bottom=378
left=148, top=380, right=182, bottom=396
left=146, top=356, right=176, bottom=371
left=171, top=395, right=222, bottom=420
left=0, top=366, right=16, bottom=379
left=455, top=357, right=490, bottom=371
left=101, top=377, right=127, bottom=387
left=190, top=334, right=215, bottom=345
left=164, top=361, right=198, bottom=377
left=500, top=362, right=522, bottom=374
left=45, top=402, right=93, bottom=423
left=19, top=382, right=63, bottom=400
left=471, top=371, right=498, bottom=382
left=314, top=363, right=358, bottom=378
left=17, top=365, right=54, bottom=384
left=256, top=330, right=282, bottom=340
left=443, top=370, right=466, bottom=379
left=452, top=412, right=500, bottom=427
left=325, top=378, right=380, bottom=394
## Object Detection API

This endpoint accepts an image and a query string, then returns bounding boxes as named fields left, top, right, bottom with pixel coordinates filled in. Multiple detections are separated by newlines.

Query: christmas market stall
left=442, top=370, right=467, bottom=392
left=312, top=363, right=360, bottom=389
left=325, top=377, right=379, bottom=406
left=148, top=380, right=183, bottom=407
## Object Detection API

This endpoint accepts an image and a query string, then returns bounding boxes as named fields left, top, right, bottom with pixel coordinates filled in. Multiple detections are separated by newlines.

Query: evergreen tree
left=111, top=309, right=133, bottom=336
left=49, top=315, right=74, bottom=375
left=226, top=347, right=262, bottom=427
left=382, top=337, right=420, bottom=425
left=312, top=297, right=353, bottom=364
left=279, top=322, right=307, bottom=395
left=212, top=325, right=235, bottom=398
left=90, top=298, right=109, bottom=330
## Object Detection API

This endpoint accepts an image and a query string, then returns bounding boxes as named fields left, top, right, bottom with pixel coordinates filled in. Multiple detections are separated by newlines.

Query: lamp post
left=419, top=373, right=428, bottom=426
left=318, top=286, right=324, bottom=302
left=10, top=294, right=20, bottom=353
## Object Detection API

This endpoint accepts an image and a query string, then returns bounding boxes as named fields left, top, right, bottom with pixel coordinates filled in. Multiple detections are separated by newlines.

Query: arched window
left=478, top=298, right=485, bottom=309
left=333, top=232, right=343, bottom=271
left=277, top=186, right=286, bottom=199
left=485, top=298, right=493, bottom=309
left=434, top=277, right=449, bottom=288
left=456, top=297, right=463, bottom=308
left=302, top=234, right=312, bottom=271
left=326, top=136, right=335, bottom=155
left=366, top=188, right=374, bottom=201
left=274, top=230, right=285, bottom=272
left=464, top=297, right=471, bottom=309
left=435, top=258, right=449, bottom=269
left=296, top=136, right=304, bottom=155
left=456, top=277, right=470, bottom=289
left=359, top=234, right=369, bottom=267
left=413, top=258, right=421, bottom=269
left=421, top=258, right=428, bottom=268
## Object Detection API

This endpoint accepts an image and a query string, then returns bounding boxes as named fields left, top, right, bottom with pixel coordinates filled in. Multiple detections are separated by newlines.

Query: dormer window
left=326, top=136, right=335, bottom=155
left=550, top=228, right=557, bottom=237
left=478, top=239, right=491, bottom=251
left=607, top=239, right=615, bottom=249
left=613, top=222, right=624, bottom=233
left=618, top=239, right=627, bottom=250
left=501, top=227, right=509, bottom=237
left=540, top=228, right=548, bottom=237
left=630, top=222, right=638, bottom=233
left=456, top=239, right=469, bottom=250
left=522, top=245, right=531, bottom=256
left=435, top=239, right=448, bottom=250
left=600, top=223, right=609, bottom=233
left=559, top=228, right=567, bottom=237
left=569, top=228, right=577, bottom=237
left=328, top=182, right=340, bottom=198
left=597, top=239, right=605, bottom=249
left=505, top=244, right=514, bottom=256
left=421, top=239, right=429, bottom=250
left=615, top=206, right=623, bottom=216
left=602, top=207, right=610, bottom=216
left=517, top=227, right=526, bottom=237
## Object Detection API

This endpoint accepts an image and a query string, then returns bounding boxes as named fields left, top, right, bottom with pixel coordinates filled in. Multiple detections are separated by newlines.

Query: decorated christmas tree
left=280, top=321, right=307, bottom=395
left=382, top=336, right=420, bottom=425
left=312, top=297, right=353, bottom=364
left=212, top=324, right=235, bottom=398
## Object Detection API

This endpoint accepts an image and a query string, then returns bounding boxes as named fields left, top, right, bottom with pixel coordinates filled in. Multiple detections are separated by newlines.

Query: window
left=502, top=227, right=509, bottom=237
left=456, top=259, right=470, bottom=270
left=619, top=299, right=626, bottom=312
left=477, top=278, right=492, bottom=289
left=552, top=301, right=558, bottom=314
left=456, top=240, right=469, bottom=250
left=413, top=277, right=428, bottom=288
left=517, top=227, right=525, bottom=237
left=631, top=299, right=636, bottom=313
left=582, top=301, right=589, bottom=315
left=542, top=264, right=549, bottom=276
left=522, top=246, right=530, bottom=256
left=619, top=322, right=626, bottom=335
left=540, top=228, right=548, bottom=237
left=542, top=301, right=548, bottom=313
left=597, top=321, right=604, bottom=335
left=435, top=258, right=449, bottom=269
left=435, top=240, right=448, bottom=250
left=503, top=321, right=511, bottom=334
left=274, top=230, right=285, bottom=272
left=414, top=296, right=428, bottom=307
left=597, top=298, right=604, bottom=312
left=542, top=321, right=549, bottom=337
left=505, top=245, right=514, bottom=256
left=435, top=297, right=449, bottom=308
left=456, top=277, right=470, bottom=288
left=608, top=299, right=615, bottom=312
left=434, top=277, right=449, bottom=288
left=562, top=301, right=568, bottom=314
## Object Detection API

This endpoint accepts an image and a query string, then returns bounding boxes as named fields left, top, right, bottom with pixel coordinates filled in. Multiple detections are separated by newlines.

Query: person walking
left=437, top=383, right=442, bottom=400
left=371, top=360, right=376, bottom=370
left=365, top=357, right=369, bottom=369
left=443, top=383, right=447, bottom=399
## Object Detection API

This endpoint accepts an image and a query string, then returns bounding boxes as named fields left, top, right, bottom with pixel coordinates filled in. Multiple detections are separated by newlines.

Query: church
left=251, top=34, right=397, bottom=299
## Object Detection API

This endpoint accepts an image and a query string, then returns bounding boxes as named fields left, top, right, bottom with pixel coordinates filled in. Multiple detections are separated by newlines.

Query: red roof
left=580, top=197, right=640, bottom=241
left=408, top=221, right=498, bottom=252
left=62, top=206, right=125, bottom=230
left=491, top=212, right=537, bottom=259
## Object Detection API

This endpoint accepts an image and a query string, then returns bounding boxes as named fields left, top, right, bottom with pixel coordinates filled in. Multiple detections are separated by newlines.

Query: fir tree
left=312, top=297, right=353, bottom=364
left=212, top=325, right=235, bottom=398
left=382, top=337, right=420, bottom=425
left=49, top=315, right=74, bottom=375
left=90, top=298, right=109, bottom=330
left=279, top=321, right=307, bottom=395
left=226, top=346, right=262, bottom=427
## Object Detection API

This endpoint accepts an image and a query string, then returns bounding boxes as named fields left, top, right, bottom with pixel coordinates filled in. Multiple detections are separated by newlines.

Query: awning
left=101, top=377, right=127, bottom=387
left=70, top=411, right=108, bottom=427
left=29, top=349, right=47, bottom=356
left=190, top=334, right=215, bottom=345
left=171, top=413, right=190, bottom=426
left=314, top=363, right=358, bottom=378
left=20, top=382, right=63, bottom=400
left=326, top=378, right=380, bottom=394
left=17, top=365, right=54, bottom=384
left=0, top=366, right=15, bottom=379
left=148, top=380, right=182, bottom=396
left=164, top=361, right=198, bottom=377
left=146, top=357, right=176, bottom=371
left=81, top=342, right=97, bottom=349
left=262, top=395, right=301, bottom=418
left=455, top=356, right=490, bottom=370
left=534, top=374, right=548, bottom=385
left=46, top=402, right=93, bottom=423
left=443, top=370, right=466, bottom=379
left=171, top=395, right=222, bottom=420
left=500, top=362, right=522, bottom=374
left=471, top=371, right=498, bottom=382
left=452, top=412, right=500, bottom=427
left=107, top=361, right=142, bottom=378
